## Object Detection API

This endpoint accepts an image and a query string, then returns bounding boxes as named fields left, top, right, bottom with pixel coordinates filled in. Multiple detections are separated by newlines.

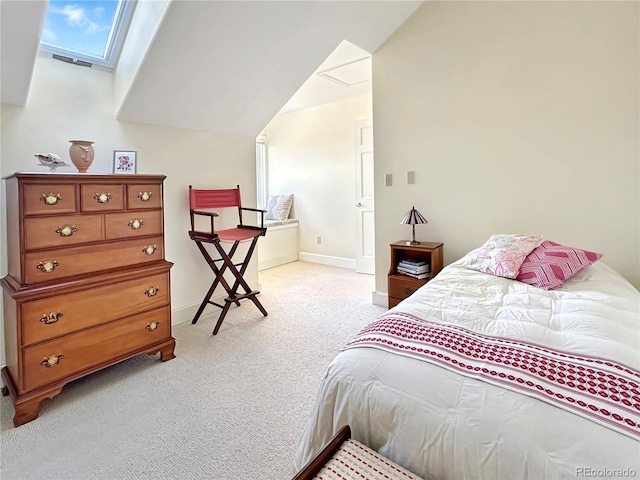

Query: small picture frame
left=113, top=150, right=137, bottom=173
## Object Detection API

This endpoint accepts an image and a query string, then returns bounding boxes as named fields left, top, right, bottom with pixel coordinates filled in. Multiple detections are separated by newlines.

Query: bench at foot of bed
left=292, top=425, right=424, bottom=480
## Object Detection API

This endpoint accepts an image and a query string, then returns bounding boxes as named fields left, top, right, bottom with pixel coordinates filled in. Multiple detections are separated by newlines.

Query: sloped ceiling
left=1, top=0, right=423, bottom=137
left=0, top=1, right=47, bottom=106
left=278, top=40, right=373, bottom=115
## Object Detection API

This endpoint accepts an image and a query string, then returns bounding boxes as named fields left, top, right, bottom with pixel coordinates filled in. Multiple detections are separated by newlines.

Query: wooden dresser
left=1, top=173, right=175, bottom=426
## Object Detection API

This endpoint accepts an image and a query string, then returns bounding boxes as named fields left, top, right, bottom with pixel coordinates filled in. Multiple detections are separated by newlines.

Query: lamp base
left=405, top=240, right=421, bottom=246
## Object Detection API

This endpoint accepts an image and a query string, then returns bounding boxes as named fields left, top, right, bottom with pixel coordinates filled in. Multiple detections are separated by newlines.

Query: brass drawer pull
left=138, top=192, right=152, bottom=202
left=94, top=192, right=112, bottom=204
left=128, top=218, right=144, bottom=230
left=142, top=245, right=157, bottom=255
left=41, top=354, right=64, bottom=368
left=37, top=260, right=59, bottom=273
left=40, top=312, right=63, bottom=325
left=404, top=287, right=413, bottom=296
left=146, top=321, right=160, bottom=332
left=55, top=225, right=77, bottom=237
left=40, top=193, right=62, bottom=205
left=145, top=286, right=160, bottom=297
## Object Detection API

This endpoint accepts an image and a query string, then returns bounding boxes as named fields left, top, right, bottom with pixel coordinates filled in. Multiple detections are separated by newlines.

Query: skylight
left=40, top=0, right=135, bottom=70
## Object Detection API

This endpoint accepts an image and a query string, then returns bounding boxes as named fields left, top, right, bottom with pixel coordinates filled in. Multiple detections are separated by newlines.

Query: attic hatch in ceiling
left=39, top=0, right=135, bottom=71
left=316, top=57, right=372, bottom=88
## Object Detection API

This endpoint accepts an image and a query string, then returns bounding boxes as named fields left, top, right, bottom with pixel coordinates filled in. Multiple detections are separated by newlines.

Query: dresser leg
left=14, top=400, right=42, bottom=427
left=145, top=339, right=176, bottom=362
left=12, top=386, right=64, bottom=427
left=159, top=339, right=176, bottom=362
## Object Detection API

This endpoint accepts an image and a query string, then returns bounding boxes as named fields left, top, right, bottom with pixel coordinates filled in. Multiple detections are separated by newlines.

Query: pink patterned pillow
left=463, top=234, right=544, bottom=279
left=516, top=241, right=602, bottom=290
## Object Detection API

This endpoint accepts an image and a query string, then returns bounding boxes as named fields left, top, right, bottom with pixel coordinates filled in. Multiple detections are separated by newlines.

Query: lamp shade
left=400, top=206, right=428, bottom=225
left=401, top=206, right=427, bottom=245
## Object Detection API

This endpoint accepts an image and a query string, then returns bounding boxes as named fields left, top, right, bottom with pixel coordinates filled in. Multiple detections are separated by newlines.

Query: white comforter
left=294, top=259, right=640, bottom=479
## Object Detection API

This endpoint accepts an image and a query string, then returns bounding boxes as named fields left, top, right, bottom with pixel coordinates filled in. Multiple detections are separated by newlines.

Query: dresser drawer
left=24, top=235, right=164, bottom=284
left=80, top=184, right=125, bottom=212
left=23, top=306, right=171, bottom=391
left=21, top=272, right=170, bottom=346
left=388, top=276, right=427, bottom=300
left=105, top=210, right=163, bottom=240
left=23, top=214, right=103, bottom=250
left=127, top=184, right=162, bottom=210
left=23, top=184, right=77, bottom=216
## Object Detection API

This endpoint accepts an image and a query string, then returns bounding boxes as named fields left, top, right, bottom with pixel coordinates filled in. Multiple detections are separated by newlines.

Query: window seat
left=263, top=218, right=299, bottom=228
left=258, top=219, right=299, bottom=271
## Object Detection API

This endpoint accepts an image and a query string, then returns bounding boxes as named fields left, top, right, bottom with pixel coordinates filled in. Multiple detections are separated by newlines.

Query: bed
left=293, top=246, right=640, bottom=479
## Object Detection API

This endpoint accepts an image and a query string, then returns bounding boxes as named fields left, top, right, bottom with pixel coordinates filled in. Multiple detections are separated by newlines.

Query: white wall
left=262, top=94, right=372, bottom=263
left=373, top=1, right=639, bottom=292
left=1, top=56, right=258, bottom=364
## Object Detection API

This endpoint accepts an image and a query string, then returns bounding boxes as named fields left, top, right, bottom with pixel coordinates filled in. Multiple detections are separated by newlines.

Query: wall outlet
left=316, top=236, right=322, bottom=244
left=385, top=173, right=392, bottom=186
left=407, top=171, right=415, bottom=184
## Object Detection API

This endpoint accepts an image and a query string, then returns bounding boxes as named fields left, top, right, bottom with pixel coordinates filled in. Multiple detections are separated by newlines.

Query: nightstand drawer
left=388, top=276, right=427, bottom=300
left=388, top=296, right=403, bottom=308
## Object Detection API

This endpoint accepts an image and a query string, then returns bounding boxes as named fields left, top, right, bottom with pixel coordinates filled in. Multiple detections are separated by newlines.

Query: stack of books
left=397, top=258, right=430, bottom=279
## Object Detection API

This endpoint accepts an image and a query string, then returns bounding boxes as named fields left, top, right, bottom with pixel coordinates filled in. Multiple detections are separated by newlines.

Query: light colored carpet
left=0, top=261, right=385, bottom=480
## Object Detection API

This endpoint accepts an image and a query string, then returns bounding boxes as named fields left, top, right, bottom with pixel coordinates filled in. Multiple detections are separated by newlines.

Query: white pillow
left=462, top=234, right=543, bottom=279
left=265, top=194, right=293, bottom=221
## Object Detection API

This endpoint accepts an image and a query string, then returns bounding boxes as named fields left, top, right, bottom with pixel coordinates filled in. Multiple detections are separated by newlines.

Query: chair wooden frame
left=188, top=185, right=267, bottom=335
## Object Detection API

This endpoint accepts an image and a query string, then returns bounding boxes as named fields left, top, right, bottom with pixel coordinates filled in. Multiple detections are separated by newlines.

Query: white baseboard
left=171, top=303, right=206, bottom=326
left=259, top=254, right=298, bottom=271
left=298, top=252, right=355, bottom=270
left=372, top=291, right=388, bottom=308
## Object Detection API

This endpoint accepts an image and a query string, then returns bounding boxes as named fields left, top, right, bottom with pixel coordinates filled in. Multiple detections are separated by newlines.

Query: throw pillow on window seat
left=265, top=194, right=293, bottom=221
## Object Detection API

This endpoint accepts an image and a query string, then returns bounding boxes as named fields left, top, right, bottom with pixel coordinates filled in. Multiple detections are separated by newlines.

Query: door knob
left=356, top=202, right=362, bottom=207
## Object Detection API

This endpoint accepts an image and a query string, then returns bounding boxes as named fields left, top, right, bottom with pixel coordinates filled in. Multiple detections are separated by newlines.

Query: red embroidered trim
left=343, top=312, right=640, bottom=440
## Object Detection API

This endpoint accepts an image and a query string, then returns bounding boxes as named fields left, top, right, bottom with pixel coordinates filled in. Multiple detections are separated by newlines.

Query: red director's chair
left=188, top=185, right=267, bottom=335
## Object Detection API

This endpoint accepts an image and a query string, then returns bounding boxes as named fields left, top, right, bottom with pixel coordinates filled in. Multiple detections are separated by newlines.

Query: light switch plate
left=385, top=173, right=392, bottom=186
left=407, top=171, right=415, bottom=184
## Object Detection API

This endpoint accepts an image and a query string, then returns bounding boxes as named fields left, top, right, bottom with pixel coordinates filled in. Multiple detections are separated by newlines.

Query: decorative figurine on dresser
left=1, top=173, right=176, bottom=427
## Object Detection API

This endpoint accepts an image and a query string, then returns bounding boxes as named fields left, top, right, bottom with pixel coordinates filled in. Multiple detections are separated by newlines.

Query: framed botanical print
left=113, top=150, right=137, bottom=173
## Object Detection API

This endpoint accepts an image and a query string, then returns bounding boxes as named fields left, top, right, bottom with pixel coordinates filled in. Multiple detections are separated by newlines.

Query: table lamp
left=400, top=206, right=427, bottom=245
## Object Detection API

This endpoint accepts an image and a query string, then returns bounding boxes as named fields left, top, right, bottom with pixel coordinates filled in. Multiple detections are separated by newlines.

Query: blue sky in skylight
left=41, top=1, right=119, bottom=58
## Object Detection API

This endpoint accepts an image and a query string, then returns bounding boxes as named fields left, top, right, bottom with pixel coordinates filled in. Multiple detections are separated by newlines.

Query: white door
left=355, top=119, right=375, bottom=274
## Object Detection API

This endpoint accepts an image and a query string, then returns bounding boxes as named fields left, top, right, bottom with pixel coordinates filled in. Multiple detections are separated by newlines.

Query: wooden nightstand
left=388, top=241, right=444, bottom=308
